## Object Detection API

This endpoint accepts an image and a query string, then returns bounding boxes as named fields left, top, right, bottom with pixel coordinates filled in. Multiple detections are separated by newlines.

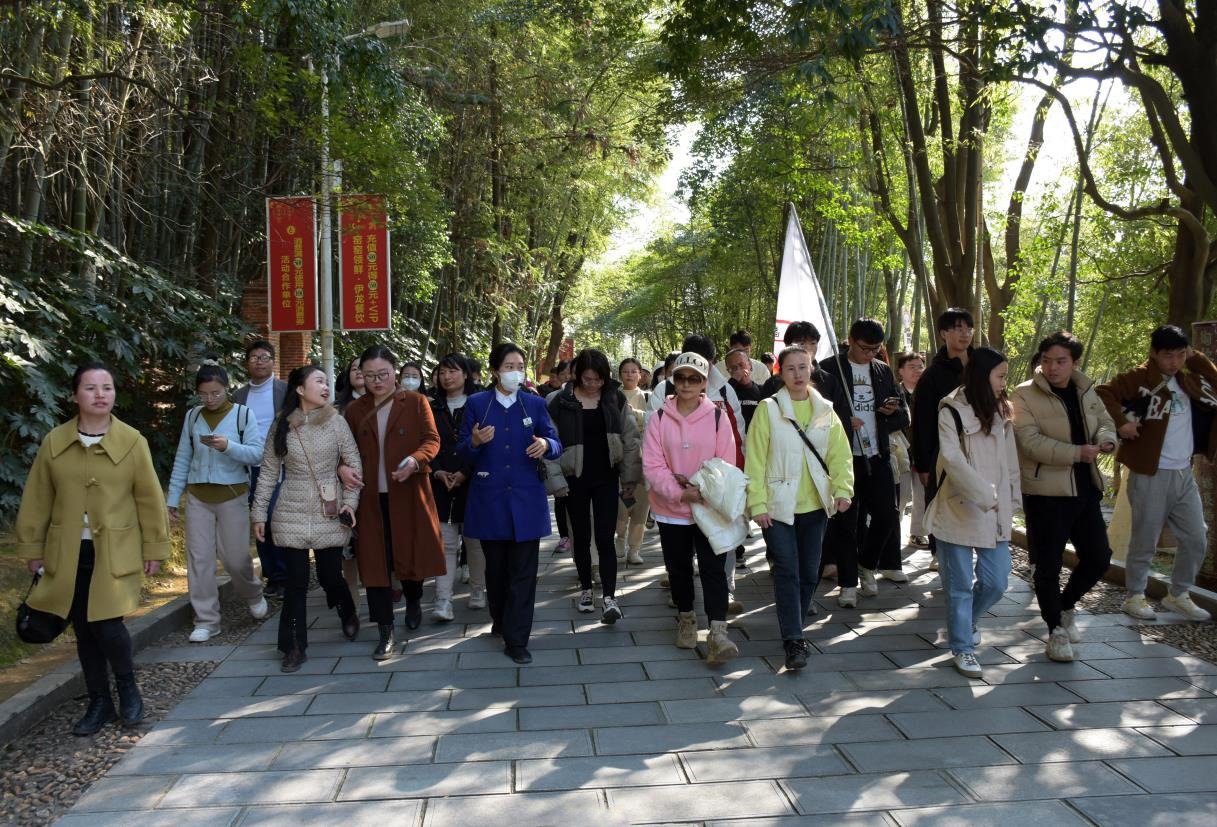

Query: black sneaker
left=783, top=639, right=809, bottom=671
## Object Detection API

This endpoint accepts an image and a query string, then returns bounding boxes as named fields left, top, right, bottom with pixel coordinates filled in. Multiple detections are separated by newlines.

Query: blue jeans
left=937, top=540, right=1011, bottom=654
left=250, top=465, right=287, bottom=586
left=762, top=510, right=829, bottom=641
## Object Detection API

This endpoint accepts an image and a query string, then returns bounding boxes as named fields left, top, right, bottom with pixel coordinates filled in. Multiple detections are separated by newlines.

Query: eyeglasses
left=854, top=342, right=883, bottom=354
left=198, top=391, right=226, bottom=401
left=672, top=373, right=704, bottom=385
left=580, top=375, right=605, bottom=385
left=248, top=354, right=273, bottom=363
left=363, top=370, right=394, bottom=383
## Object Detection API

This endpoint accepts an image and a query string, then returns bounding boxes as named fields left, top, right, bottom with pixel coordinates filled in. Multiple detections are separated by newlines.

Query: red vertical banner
left=338, top=194, right=391, bottom=330
left=265, top=197, right=318, bottom=332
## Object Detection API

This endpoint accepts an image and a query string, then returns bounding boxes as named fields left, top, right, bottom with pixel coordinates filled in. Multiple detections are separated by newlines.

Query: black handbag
left=16, top=573, right=68, bottom=644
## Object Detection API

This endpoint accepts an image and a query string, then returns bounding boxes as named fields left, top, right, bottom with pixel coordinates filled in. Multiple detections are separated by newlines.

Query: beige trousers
left=465, top=536, right=486, bottom=588
left=435, top=522, right=461, bottom=602
left=615, top=485, right=649, bottom=552
left=186, top=493, right=263, bottom=631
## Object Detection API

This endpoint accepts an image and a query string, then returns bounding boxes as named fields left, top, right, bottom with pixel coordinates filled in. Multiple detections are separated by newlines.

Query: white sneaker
left=1046, top=627, right=1075, bottom=662
left=1162, top=592, right=1212, bottom=622
left=468, top=585, right=487, bottom=610
left=972, top=626, right=982, bottom=647
left=615, top=536, right=626, bottom=560
left=858, top=568, right=879, bottom=597
left=432, top=598, right=455, bottom=623
left=601, top=596, right=622, bottom=625
left=881, top=569, right=909, bottom=583
left=838, top=587, right=858, bottom=608
left=248, top=597, right=269, bottom=620
left=1060, top=608, right=1081, bottom=643
left=953, top=651, right=983, bottom=679
left=188, top=627, right=213, bottom=643
left=626, top=549, right=643, bottom=565
left=1122, top=593, right=1157, bottom=620
left=577, top=589, right=595, bottom=613
left=929, top=557, right=939, bottom=572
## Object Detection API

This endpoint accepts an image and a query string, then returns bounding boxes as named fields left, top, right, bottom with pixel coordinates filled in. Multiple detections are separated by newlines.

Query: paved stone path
left=56, top=525, right=1217, bottom=826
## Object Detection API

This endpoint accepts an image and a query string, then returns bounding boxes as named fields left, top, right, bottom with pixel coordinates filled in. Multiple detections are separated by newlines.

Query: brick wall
left=239, top=280, right=313, bottom=378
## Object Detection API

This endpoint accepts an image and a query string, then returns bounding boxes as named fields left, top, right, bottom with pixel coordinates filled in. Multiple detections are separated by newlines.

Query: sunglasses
left=672, top=373, right=704, bottom=385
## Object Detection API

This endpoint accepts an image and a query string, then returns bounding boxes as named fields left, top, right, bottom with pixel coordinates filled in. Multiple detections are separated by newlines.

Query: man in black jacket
left=761, top=321, right=852, bottom=429
left=910, top=308, right=975, bottom=568
left=821, top=319, right=910, bottom=606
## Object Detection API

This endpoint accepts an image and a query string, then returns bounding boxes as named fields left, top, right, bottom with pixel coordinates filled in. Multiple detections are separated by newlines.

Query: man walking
left=821, top=319, right=909, bottom=606
left=234, top=340, right=288, bottom=597
left=1098, top=325, right=1217, bottom=622
left=911, top=308, right=975, bottom=571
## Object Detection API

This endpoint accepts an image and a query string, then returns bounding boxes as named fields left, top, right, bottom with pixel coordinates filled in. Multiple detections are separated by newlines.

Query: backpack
left=189, top=403, right=252, bottom=445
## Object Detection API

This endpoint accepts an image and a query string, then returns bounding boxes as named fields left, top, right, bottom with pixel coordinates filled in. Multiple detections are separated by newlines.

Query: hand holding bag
left=16, top=572, right=67, bottom=644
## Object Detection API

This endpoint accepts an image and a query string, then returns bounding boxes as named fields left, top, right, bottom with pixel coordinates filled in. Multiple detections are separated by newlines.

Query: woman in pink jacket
left=643, top=352, right=739, bottom=663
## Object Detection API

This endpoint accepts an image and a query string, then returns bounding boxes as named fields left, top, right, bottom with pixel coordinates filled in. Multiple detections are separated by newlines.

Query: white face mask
left=498, top=370, right=525, bottom=392
left=400, top=377, right=421, bottom=392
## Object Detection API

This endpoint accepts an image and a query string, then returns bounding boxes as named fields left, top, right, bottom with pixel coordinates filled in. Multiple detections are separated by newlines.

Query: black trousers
left=482, top=539, right=540, bottom=649
left=366, top=492, right=423, bottom=625
left=828, top=455, right=900, bottom=587
left=279, top=546, right=353, bottom=654
left=70, top=541, right=134, bottom=696
left=657, top=523, right=728, bottom=621
left=1025, top=490, right=1112, bottom=632
left=566, top=475, right=620, bottom=596
left=554, top=497, right=570, bottom=538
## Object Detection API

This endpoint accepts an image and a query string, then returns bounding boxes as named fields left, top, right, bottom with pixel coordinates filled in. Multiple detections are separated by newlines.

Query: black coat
left=820, top=353, right=910, bottom=458
left=546, top=380, right=630, bottom=457
left=910, top=345, right=972, bottom=473
left=429, top=395, right=473, bottom=523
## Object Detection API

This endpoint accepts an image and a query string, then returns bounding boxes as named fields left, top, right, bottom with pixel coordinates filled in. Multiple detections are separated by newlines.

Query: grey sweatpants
left=1126, top=468, right=1209, bottom=597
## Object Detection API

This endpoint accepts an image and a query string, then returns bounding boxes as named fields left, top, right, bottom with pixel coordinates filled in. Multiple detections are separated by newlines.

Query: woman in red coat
left=344, top=346, right=445, bottom=660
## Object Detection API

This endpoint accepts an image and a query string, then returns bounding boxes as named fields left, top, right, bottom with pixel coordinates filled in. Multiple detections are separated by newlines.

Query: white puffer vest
left=759, top=388, right=837, bottom=525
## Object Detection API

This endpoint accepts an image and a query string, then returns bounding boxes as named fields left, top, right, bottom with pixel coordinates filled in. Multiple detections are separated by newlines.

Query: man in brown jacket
left=1012, top=332, right=1117, bottom=662
left=1097, top=325, right=1217, bottom=622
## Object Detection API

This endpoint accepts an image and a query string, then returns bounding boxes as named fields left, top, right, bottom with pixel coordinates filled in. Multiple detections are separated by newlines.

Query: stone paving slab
left=57, top=528, right=1217, bottom=825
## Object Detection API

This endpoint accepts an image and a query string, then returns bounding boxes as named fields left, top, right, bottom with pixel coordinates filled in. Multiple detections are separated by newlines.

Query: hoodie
left=643, top=395, right=738, bottom=522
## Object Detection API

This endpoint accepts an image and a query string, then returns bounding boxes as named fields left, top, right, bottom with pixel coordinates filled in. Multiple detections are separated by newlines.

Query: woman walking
left=345, top=346, right=445, bottom=658
left=547, top=349, right=642, bottom=623
left=252, top=365, right=361, bottom=673
left=615, top=357, right=650, bottom=566
left=643, top=352, right=739, bottom=663
left=167, top=362, right=268, bottom=643
left=895, top=352, right=928, bottom=549
left=17, top=363, right=171, bottom=734
left=746, top=347, right=854, bottom=670
left=924, top=347, right=1020, bottom=680
left=429, top=353, right=482, bottom=618
left=458, top=342, right=562, bottom=664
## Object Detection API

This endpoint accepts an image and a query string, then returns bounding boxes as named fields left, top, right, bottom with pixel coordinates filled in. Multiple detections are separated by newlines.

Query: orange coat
left=345, top=391, right=444, bottom=586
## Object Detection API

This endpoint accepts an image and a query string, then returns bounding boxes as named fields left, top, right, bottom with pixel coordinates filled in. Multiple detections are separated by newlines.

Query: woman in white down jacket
left=251, top=365, right=362, bottom=673
left=924, top=346, right=1020, bottom=681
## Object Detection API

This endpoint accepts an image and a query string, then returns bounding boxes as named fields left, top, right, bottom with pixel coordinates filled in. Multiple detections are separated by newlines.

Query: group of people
left=14, top=313, right=1217, bottom=737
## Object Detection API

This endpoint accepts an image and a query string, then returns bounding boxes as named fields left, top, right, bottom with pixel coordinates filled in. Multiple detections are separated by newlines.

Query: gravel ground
left=155, top=584, right=286, bottom=647
left=1135, top=622, right=1217, bottom=662
left=0, top=660, right=215, bottom=825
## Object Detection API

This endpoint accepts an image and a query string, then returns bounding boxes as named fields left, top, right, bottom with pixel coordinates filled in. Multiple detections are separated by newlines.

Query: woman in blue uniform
left=458, top=342, right=562, bottom=663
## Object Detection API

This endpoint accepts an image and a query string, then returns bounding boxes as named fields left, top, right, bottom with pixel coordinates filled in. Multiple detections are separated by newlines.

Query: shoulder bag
left=16, top=573, right=67, bottom=644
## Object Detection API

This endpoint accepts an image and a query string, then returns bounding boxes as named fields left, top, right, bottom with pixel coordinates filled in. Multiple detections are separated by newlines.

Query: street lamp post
left=307, top=19, right=410, bottom=389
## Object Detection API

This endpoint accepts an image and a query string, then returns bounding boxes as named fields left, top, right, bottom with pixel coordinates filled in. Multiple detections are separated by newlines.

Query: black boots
left=280, top=648, right=307, bottom=673
left=404, top=597, right=422, bottom=630
left=373, top=623, right=396, bottom=660
left=72, top=692, right=117, bottom=736
left=114, top=671, right=145, bottom=725
left=341, top=610, right=360, bottom=642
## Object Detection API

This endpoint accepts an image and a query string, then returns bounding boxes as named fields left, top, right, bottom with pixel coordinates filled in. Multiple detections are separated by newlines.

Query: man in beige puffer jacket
left=1011, top=331, right=1117, bottom=663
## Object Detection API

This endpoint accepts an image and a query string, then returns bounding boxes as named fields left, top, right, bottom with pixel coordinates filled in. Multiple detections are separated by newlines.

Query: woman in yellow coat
left=15, top=362, right=171, bottom=736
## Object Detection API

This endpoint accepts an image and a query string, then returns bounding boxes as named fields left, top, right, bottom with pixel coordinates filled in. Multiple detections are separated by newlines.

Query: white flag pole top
left=773, top=203, right=838, bottom=363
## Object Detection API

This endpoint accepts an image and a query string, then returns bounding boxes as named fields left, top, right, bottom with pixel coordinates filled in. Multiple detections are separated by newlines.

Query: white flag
left=773, top=203, right=837, bottom=363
